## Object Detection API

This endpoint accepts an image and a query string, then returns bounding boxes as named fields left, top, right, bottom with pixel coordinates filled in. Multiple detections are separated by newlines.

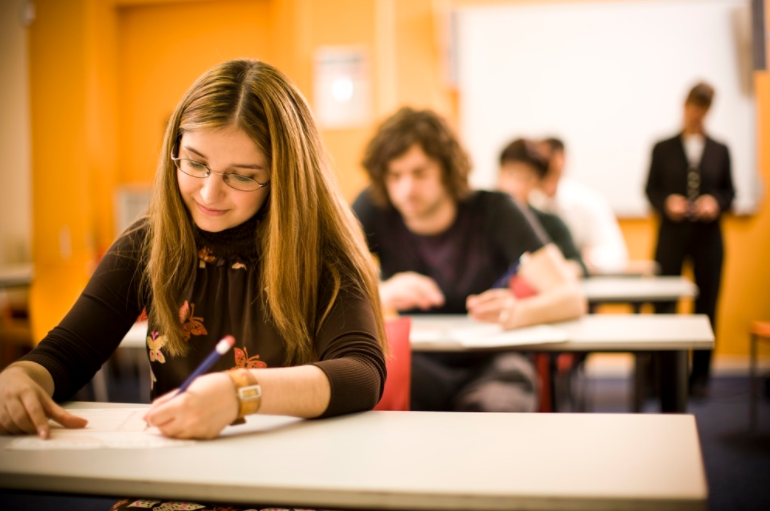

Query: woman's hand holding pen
left=0, top=362, right=87, bottom=439
left=380, top=272, right=445, bottom=311
left=144, top=372, right=239, bottom=440
left=466, top=289, right=518, bottom=326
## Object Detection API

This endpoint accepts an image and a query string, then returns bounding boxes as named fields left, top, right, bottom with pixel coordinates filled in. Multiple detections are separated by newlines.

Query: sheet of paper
left=409, top=328, right=450, bottom=344
left=411, top=321, right=568, bottom=348
left=449, top=324, right=568, bottom=348
left=7, top=432, right=194, bottom=450
left=5, top=408, right=193, bottom=450
left=4, top=408, right=304, bottom=450
left=50, top=407, right=149, bottom=432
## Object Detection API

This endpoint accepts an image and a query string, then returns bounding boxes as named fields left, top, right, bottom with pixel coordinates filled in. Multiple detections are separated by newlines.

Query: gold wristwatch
left=227, top=368, right=262, bottom=419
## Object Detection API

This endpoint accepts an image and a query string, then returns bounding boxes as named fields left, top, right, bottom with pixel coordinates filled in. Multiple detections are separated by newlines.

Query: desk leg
left=659, top=350, right=687, bottom=413
left=632, top=353, right=647, bottom=413
left=92, top=364, right=109, bottom=402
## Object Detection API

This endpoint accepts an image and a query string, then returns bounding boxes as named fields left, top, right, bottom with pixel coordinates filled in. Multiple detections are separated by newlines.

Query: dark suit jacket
left=645, top=133, right=734, bottom=228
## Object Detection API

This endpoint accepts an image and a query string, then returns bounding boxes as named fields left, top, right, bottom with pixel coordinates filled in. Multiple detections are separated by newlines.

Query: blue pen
left=491, top=260, right=522, bottom=289
left=175, top=335, right=236, bottom=396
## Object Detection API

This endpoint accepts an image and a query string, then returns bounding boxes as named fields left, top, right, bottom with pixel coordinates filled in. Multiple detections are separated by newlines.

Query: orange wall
left=28, top=0, right=770, bottom=358
left=28, top=0, right=118, bottom=341
left=117, top=0, right=272, bottom=185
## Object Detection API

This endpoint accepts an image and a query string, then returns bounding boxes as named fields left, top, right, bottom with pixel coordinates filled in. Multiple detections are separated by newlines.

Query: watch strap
left=227, top=368, right=262, bottom=419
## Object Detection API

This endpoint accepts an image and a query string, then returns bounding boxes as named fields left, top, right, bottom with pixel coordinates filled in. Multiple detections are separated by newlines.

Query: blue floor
left=586, top=375, right=770, bottom=511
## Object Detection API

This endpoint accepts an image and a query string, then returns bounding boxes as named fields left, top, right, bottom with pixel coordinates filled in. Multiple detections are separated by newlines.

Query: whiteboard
left=457, top=0, right=760, bottom=216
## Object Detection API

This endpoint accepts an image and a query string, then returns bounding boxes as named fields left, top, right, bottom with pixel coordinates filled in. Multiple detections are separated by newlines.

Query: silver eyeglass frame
left=171, top=153, right=270, bottom=192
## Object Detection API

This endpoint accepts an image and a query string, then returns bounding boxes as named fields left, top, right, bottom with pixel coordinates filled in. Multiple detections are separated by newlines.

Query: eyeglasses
left=171, top=155, right=270, bottom=192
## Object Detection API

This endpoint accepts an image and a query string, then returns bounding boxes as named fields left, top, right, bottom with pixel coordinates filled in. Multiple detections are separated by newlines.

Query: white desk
left=117, top=316, right=712, bottom=412
left=0, top=402, right=707, bottom=511
left=410, top=314, right=712, bottom=353
left=580, top=276, right=697, bottom=305
left=410, top=314, right=713, bottom=414
left=577, top=277, right=700, bottom=410
left=121, top=320, right=148, bottom=348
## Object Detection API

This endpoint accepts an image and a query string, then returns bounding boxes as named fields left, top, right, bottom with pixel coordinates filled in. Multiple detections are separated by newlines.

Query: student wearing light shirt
left=530, top=138, right=629, bottom=275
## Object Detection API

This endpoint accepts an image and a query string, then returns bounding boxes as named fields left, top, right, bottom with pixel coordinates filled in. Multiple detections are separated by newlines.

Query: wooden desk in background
left=0, top=264, right=34, bottom=289
left=0, top=263, right=34, bottom=369
left=0, top=401, right=708, bottom=511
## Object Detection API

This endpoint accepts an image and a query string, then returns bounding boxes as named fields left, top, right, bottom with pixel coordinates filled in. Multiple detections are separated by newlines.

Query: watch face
left=239, top=385, right=262, bottom=401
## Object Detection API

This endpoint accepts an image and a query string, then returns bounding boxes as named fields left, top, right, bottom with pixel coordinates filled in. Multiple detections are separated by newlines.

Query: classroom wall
left=400, top=0, right=770, bottom=359
left=27, top=0, right=119, bottom=341
left=25, top=0, right=770, bottom=359
left=117, top=0, right=272, bottom=185
left=0, top=0, right=32, bottom=265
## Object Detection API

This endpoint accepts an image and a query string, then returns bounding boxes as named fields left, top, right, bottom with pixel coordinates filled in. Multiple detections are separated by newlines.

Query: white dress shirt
left=529, top=178, right=628, bottom=274
left=683, top=133, right=705, bottom=167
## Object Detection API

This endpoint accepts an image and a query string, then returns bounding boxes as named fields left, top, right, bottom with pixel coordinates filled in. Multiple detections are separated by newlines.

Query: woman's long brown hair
left=144, top=59, right=386, bottom=362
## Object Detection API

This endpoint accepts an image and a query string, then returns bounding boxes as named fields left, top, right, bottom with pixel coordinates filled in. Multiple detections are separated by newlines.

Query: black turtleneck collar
left=192, top=210, right=262, bottom=263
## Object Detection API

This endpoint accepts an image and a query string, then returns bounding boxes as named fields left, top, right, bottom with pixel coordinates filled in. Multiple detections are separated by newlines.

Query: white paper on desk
left=5, top=408, right=304, bottom=450
left=449, top=324, right=568, bottom=348
left=410, top=328, right=449, bottom=344
left=5, top=408, right=193, bottom=450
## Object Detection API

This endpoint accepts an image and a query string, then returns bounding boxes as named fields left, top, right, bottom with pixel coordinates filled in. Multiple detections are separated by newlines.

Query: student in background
left=531, top=138, right=629, bottom=275
left=0, top=59, right=386, bottom=447
left=645, top=82, right=734, bottom=398
left=498, top=138, right=587, bottom=278
left=353, top=107, right=585, bottom=412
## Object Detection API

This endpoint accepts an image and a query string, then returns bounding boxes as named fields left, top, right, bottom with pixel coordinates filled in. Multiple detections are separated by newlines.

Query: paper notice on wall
left=313, top=46, right=371, bottom=129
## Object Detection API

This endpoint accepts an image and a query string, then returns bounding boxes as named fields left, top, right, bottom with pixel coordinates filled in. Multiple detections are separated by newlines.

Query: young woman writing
left=0, top=59, right=387, bottom=442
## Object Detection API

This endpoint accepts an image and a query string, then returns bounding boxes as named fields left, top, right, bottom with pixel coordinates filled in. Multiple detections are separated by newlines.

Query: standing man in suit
left=645, top=82, right=735, bottom=398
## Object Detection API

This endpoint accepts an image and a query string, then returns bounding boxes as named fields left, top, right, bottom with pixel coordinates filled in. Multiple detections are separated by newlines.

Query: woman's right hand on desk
left=380, top=272, right=445, bottom=311
left=0, top=362, right=87, bottom=438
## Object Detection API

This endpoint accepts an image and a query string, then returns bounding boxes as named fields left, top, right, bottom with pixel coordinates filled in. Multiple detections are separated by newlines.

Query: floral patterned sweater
left=21, top=214, right=386, bottom=418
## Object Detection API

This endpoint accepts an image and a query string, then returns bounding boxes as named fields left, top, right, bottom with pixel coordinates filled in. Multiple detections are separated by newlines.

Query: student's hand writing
left=466, top=289, right=517, bottom=325
left=144, top=372, right=238, bottom=440
left=664, top=194, right=689, bottom=222
left=380, top=272, right=445, bottom=311
left=692, top=194, right=720, bottom=222
left=0, top=363, right=88, bottom=439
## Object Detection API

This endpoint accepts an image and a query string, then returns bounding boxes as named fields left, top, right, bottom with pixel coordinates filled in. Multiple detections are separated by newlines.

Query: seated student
left=531, top=138, right=629, bottom=275
left=498, top=138, right=588, bottom=278
left=352, top=107, right=585, bottom=413
left=0, top=59, right=386, bottom=441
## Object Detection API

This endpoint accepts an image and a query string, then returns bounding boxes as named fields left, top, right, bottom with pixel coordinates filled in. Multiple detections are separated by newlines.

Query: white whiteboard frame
left=457, top=0, right=761, bottom=217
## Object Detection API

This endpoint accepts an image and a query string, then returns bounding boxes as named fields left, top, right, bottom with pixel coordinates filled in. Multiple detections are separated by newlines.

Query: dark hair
left=361, top=107, right=471, bottom=206
left=542, top=137, right=565, bottom=154
left=499, top=138, right=550, bottom=179
left=685, top=82, right=715, bottom=109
